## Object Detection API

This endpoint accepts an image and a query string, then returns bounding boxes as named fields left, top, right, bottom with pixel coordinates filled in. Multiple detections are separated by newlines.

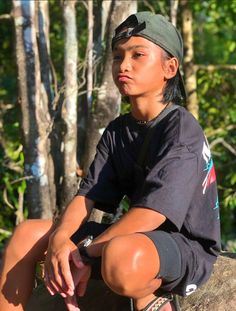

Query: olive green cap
left=112, top=12, right=186, bottom=99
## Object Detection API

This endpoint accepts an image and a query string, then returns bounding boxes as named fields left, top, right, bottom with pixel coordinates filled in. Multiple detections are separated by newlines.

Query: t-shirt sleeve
left=77, top=127, right=124, bottom=213
left=131, top=143, right=198, bottom=230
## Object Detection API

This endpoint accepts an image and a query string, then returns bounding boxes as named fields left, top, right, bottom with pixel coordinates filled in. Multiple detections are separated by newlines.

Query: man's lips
left=117, top=74, right=132, bottom=82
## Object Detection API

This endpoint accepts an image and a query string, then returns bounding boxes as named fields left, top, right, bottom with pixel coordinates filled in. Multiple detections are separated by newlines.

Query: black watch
left=78, top=235, right=97, bottom=265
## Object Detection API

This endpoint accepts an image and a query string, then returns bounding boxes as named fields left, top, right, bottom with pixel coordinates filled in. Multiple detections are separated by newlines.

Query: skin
left=0, top=36, right=179, bottom=311
left=112, top=36, right=178, bottom=121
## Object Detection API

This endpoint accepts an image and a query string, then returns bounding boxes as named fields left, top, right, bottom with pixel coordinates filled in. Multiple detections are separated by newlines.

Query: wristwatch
left=78, top=235, right=97, bottom=265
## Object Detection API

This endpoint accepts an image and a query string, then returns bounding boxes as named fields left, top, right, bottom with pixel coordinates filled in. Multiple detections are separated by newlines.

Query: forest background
left=0, top=0, right=236, bottom=253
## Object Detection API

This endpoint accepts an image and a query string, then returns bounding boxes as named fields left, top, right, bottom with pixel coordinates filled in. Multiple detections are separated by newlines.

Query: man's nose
left=120, top=56, right=131, bottom=72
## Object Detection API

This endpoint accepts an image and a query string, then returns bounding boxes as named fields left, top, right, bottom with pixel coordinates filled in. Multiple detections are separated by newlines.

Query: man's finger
left=76, top=280, right=88, bottom=297
left=64, top=295, right=80, bottom=311
left=54, top=261, right=71, bottom=293
left=44, top=263, right=65, bottom=296
left=44, top=272, right=58, bottom=296
left=59, top=256, right=75, bottom=296
left=71, top=248, right=85, bottom=269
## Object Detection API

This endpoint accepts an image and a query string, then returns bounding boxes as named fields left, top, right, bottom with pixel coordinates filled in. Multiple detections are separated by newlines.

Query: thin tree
left=180, top=0, right=198, bottom=119
left=87, top=0, right=93, bottom=112
left=170, top=0, right=179, bottom=27
left=60, top=0, right=78, bottom=210
left=12, top=0, right=55, bottom=219
left=37, top=0, right=57, bottom=215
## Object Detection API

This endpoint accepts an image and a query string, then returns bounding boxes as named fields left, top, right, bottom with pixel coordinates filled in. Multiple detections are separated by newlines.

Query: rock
left=26, top=253, right=236, bottom=311
left=178, top=252, right=236, bottom=311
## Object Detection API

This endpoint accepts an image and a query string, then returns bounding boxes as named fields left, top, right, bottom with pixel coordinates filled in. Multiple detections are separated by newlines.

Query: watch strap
left=78, top=243, right=98, bottom=265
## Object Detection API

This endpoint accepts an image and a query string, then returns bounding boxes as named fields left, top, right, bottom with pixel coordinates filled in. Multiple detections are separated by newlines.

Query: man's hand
left=64, top=249, right=92, bottom=311
left=44, top=230, right=84, bottom=297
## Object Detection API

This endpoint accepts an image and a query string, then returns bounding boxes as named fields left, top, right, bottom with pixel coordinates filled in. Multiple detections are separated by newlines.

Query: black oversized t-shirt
left=78, top=106, right=221, bottom=265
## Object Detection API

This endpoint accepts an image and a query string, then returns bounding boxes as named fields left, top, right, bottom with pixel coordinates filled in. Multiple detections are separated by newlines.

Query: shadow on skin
left=1, top=237, right=46, bottom=307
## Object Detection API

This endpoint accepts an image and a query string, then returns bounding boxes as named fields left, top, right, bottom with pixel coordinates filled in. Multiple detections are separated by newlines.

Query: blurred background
left=0, top=0, right=236, bottom=253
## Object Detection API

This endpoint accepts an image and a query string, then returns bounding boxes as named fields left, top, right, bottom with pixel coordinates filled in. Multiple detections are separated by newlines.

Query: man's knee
left=101, top=234, right=157, bottom=296
left=101, top=235, right=134, bottom=295
left=5, top=219, right=52, bottom=261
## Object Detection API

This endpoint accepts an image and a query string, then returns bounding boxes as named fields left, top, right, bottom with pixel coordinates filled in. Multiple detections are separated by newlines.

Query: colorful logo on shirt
left=202, top=141, right=216, bottom=194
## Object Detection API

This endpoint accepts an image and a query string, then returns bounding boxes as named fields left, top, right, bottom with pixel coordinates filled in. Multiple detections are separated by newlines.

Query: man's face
left=112, top=36, right=170, bottom=97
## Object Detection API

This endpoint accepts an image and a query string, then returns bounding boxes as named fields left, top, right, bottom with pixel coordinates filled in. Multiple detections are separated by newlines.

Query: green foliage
left=224, top=239, right=236, bottom=253
left=0, top=105, right=26, bottom=247
left=198, top=68, right=236, bottom=240
left=0, top=2, right=17, bottom=102
left=0, top=2, right=21, bottom=246
left=193, top=0, right=236, bottom=64
left=192, top=0, right=236, bottom=243
left=138, top=0, right=170, bottom=16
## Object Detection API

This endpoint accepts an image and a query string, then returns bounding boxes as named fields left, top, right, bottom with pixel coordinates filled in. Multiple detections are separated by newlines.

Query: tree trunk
left=12, top=0, right=55, bottom=219
left=170, top=0, right=179, bottom=27
left=87, top=0, right=93, bottom=112
left=84, top=0, right=137, bottom=223
left=180, top=0, right=199, bottom=120
left=77, top=0, right=113, bottom=168
left=26, top=253, right=236, bottom=311
left=37, top=0, right=53, bottom=112
left=36, top=0, right=57, bottom=216
left=60, top=0, right=78, bottom=210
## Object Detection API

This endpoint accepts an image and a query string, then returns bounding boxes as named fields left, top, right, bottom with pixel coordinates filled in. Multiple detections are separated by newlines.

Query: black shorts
left=71, top=221, right=213, bottom=297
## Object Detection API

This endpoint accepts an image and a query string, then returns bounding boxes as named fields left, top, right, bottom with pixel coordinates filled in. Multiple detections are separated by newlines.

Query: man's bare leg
left=0, top=220, right=54, bottom=311
left=101, top=233, right=175, bottom=311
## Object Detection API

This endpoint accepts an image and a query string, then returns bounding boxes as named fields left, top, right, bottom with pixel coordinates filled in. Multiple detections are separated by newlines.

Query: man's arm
left=52, top=195, right=94, bottom=238
left=86, top=207, right=166, bottom=257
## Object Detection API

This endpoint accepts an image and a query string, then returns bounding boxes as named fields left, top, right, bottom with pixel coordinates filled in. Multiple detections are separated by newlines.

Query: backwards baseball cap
left=112, top=12, right=186, bottom=100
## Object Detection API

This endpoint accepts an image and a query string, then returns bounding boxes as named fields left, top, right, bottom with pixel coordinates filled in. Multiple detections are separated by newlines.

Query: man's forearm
left=87, top=207, right=166, bottom=257
left=52, top=195, right=94, bottom=238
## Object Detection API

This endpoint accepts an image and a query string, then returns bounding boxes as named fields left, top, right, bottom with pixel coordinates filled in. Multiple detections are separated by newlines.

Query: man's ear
left=164, top=57, right=179, bottom=79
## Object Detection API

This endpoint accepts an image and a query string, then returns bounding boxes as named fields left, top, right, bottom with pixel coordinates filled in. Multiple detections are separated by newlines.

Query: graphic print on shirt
left=185, top=284, right=197, bottom=296
left=202, top=140, right=216, bottom=194
left=214, top=196, right=220, bottom=220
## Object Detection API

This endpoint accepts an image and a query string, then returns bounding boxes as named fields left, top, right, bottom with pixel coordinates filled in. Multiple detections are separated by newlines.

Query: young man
left=0, top=12, right=221, bottom=311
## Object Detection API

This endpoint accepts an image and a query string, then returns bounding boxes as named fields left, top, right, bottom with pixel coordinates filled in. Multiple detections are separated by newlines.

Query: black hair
left=161, top=50, right=185, bottom=105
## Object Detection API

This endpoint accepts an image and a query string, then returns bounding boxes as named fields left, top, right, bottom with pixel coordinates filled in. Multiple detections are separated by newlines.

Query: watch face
left=83, top=235, right=93, bottom=247
left=79, top=244, right=97, bottom=265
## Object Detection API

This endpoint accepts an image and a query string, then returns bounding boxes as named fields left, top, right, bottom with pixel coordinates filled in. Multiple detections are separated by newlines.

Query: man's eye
left=113, top=55, right=122, bottom=61
left=133, top=52, right=144, bottom=58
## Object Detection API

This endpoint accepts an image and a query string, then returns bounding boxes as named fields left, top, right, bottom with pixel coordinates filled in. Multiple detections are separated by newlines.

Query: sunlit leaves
left=198, top=66, right=236, bottom=240
left=193, top=0, right=236, bottom=65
